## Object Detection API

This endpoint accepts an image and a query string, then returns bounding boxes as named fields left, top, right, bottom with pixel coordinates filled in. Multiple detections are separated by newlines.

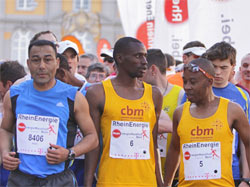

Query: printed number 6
left=130, top=140, right=133, bottom=147
left=199, top=161, right=203, bottom=167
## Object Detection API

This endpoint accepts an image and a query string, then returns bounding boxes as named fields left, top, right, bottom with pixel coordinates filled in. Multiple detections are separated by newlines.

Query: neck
left=33, top=79, right=56, bottom=91
left=239, top=80, right=250, bottom=90
left=195, top=91, right=215, bottom=108
left=154, top=74, right=169, bottom=95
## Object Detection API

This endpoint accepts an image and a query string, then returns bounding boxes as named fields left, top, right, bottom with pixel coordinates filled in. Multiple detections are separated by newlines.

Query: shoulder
left=10, top=79, right=32, bottom=97
left=74, top=73, right=87, bottom=82
left=86, top=82, right=105, bottom=102
left=56, top=80, right=79, bottom=100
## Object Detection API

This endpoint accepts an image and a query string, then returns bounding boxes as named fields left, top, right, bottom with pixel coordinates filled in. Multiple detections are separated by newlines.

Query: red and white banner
left=117, top=0, right=250, bottom=68
left=117, top=0, right=156, bottom=49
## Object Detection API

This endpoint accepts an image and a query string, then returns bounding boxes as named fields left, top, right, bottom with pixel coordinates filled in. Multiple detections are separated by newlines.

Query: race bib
left=74, top=127, right=85, bottom=159
left=110, top=120, right=150, bottom=159
left=158, top=133, right=168, bottom=157
left=182, top=142, right=221, bottom=180
left=16, top=114, right=59, bottom=156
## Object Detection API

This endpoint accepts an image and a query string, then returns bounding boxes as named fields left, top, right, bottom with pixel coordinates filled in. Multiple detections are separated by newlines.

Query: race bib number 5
left=182, top=142, right=221, bottom=180
left=16, top=114, right=59, bottom=156
left=110, top=120, right=150, bottom=159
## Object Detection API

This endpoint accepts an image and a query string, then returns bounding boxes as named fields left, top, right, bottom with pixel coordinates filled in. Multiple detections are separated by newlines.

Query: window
left=16, top=0, right=37, bottom=11
left=74, top=0, right=91, bottom=12
left=11, top=30, right=31, bottom=72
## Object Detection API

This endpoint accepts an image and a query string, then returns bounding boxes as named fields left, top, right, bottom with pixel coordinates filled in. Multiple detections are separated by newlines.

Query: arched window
left=16, top=0, right=37, bottom=11
left=11, top=30, right=31, bottom=71
left=73, top=0, right=91, bottom=12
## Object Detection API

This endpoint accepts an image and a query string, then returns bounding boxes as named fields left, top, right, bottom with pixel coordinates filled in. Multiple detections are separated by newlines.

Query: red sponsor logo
left=18, top=123, right=26, bottom=132
left=165, top=0, right=188, bottom=23
left=184, top=151, right=190, bottom=160
left=112, top=129, right=121, bottom=138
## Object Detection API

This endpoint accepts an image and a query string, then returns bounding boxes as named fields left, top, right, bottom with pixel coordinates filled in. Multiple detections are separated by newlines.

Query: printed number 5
left=130, top=140, right=134, bottom=147
left=199, top=161, right=203, bottom=167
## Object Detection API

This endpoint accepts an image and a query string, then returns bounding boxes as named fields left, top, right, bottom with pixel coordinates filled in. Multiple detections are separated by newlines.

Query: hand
left=239, top=181, right=250, bottom=187
left=2, top=152, right=20, bottom=171
left=46, top=143, right=69, bottom=165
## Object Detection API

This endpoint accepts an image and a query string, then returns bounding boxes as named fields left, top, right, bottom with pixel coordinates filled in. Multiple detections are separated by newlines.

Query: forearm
left=84, top=147, right=100, bottom=186
left=155, top=147, right=163, bottom=186
left=240, top=141, right=250, bottom=178
left=0, top=128, right=13, bottom=155
left=164, top=148, right=180, bottom=186
left=72, top=132, right=98, bottom=157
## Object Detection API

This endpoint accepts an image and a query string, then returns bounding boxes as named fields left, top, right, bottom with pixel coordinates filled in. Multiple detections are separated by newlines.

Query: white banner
left=117, top=0, right=156, bottom=49
left=118, top=0, right=250, bottom=69
left=154, top=0, right=250, bottom=68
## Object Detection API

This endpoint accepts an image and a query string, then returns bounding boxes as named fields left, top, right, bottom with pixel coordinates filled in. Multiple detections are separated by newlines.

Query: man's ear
left=5, top=80, right=13, bottom=89
left=150, top=64, right=159, bottom=76
left=56, top=57, right=60, bottom=69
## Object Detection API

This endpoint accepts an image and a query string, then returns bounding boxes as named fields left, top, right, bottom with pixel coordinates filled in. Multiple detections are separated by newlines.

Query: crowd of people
left=0, top=30, right=250, bottom=187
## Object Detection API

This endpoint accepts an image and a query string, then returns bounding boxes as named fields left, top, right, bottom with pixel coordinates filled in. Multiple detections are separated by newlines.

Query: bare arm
left=152, top=86, right=164, bottom=186
left=0, top=91, right=21, bottom=170
left=84, top=84, right=104, bottom=187
left=158, top=110, right=173, bottom=134
left=230, top=102, right=250, bottom=173
left=164, top=106, right=182, bottom=186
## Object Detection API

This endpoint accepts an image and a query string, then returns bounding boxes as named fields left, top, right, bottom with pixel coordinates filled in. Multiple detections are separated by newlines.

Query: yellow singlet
left=97, top=79, right=157, bottom=187
left=177, top=97, right=234, bottom=187
left=158, top=85, right=182, bottom=176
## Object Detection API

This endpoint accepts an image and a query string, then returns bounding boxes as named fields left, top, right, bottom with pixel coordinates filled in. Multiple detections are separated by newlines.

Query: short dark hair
left=0, top=61, right=26, bottom=86
left=165, top=53, right=175, bottom=67
left=86, top=63, right=109, bottom=78
left=147, top=49, right=167, bottom=74
left=28, top=40, right=57, bottom=57
left=183, top=41, right=206, bottom=57
left=202, top=41, right=236, bottom=66
left=30, top=30, right=57, bottom=44
left=183, top=41, right=206, bottom=50
left=57, top=53, right=70, bottom=71
left=113, top=37, right=143, bottom=65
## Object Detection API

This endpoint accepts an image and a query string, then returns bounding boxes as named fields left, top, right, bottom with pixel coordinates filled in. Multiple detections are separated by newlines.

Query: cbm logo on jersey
left=121, top=105, right=144, bottom=116
left=165, top=0, right=188, bottom=23
left=18, top=123, right=26, bottom=132
left=191, top=126, right=214, bottom=136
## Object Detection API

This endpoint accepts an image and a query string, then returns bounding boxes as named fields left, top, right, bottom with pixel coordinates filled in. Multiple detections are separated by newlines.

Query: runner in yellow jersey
left=164, top=58, right=250, bottom=187
left=142, top=49, right=184, bottom=181
left=84, top=37, right=163, bottom=187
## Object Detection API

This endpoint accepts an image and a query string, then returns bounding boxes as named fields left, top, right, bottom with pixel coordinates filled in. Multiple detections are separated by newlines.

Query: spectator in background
left=167, top=41, right=206, bottom=87
left=55, top=54, right=83, bottom=87
left=101, top=49, right=116, bottom=76
left=238, top=53, right=250, bottom=93
left=0, top=60, right=26, bottom=187
left=77, top=53, right=99, bottom=77
left=58, top=40, right=87, bottom=83
left=86, top=63, right=109, bottom=83
left=165, top=53, right=176, bottom=76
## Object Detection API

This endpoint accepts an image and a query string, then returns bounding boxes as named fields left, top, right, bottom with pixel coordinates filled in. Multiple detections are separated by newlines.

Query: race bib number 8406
left=16, top=114, right=59, bottom=156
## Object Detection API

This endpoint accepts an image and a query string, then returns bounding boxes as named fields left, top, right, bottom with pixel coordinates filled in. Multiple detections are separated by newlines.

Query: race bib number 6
left=16, top=114, right=59, bottom=156
left=110, top=120, right=150, bottom=159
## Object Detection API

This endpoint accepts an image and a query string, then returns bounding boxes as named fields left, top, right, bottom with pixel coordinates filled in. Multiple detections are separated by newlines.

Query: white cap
left=100, top=49, right=113, bottom=58
left=58, top=40, right=79, bottom=54
left=183, top=47, right=206, bottom=56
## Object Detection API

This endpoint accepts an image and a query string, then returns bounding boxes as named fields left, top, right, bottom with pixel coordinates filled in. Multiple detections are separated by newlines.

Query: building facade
left=0, top=0, right=124, bottom=71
